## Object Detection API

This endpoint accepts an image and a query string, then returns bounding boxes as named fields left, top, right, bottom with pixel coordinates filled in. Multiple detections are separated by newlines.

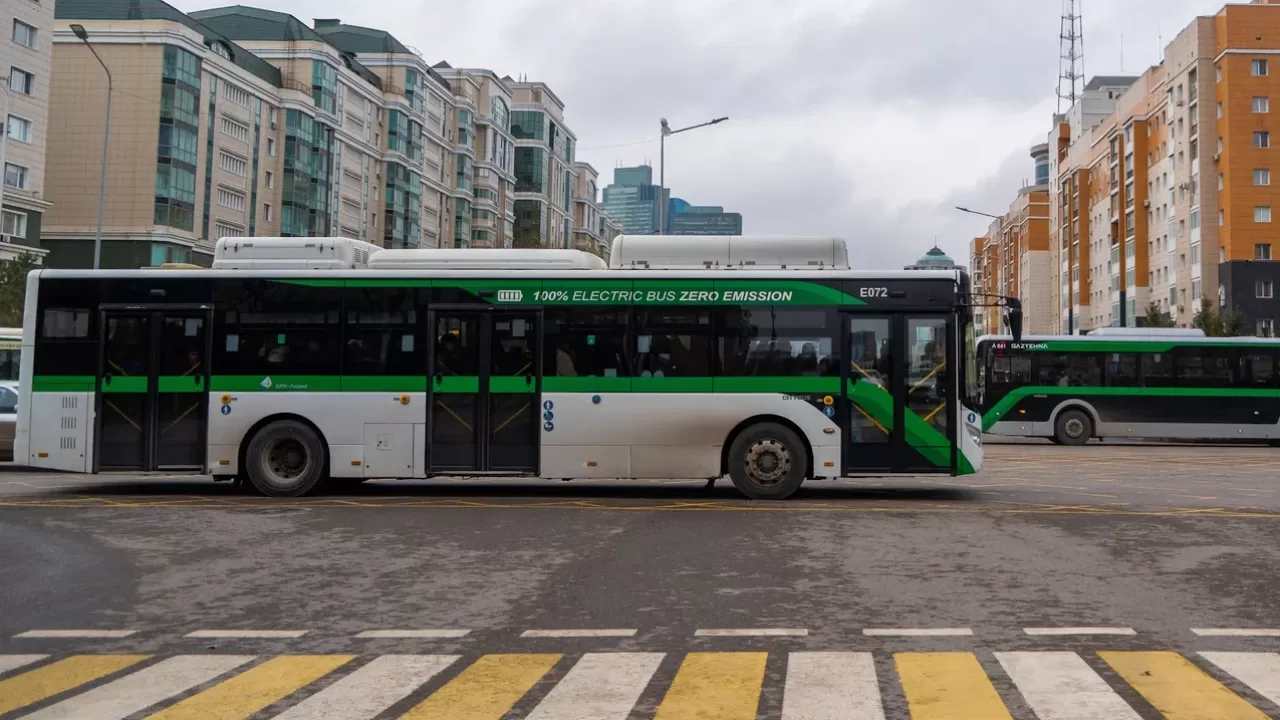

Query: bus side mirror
left=1006, top=302, right=1024, bottom=343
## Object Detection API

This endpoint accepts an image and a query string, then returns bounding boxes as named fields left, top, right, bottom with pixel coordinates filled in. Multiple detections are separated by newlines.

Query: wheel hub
left=1064, top=418, right=1085, bottom=438
left=745, top=438, right=791, bottom=486
left=266, top=438, right=308, bottom=482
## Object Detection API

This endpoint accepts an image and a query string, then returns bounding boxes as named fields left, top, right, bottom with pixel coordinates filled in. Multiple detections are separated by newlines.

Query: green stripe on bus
left=342, top=376, right=428, bottom=392
left=489, top=376, right=535, bottom=394
left=981, top=385, right=1280, bottom=430
left=209, top=376, right=342, bottom=392
left=157, top=375, right=205, bottom=393
left=101, top=376, right=148, bottom=393
left=712, top=377, right=841, bottom=394
left=432, top=376, right=480, bottom=393
left=542, top=377, right=633, bottom=393
left=847, top=381, right=950, bottom=468
left=631, top=376, right=714, bottom=393
left=31, top=375, right=95, bottom=392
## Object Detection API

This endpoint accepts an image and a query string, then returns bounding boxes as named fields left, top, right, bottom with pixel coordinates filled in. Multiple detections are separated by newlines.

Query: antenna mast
left=1058, top=0, right=1084, bottom=113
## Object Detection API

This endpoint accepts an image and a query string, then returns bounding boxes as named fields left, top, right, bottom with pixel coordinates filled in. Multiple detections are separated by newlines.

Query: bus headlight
left=965, top=423, right=982, bottom=447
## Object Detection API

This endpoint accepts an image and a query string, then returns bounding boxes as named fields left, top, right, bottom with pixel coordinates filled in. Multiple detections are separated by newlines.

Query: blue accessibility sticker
left=823, top=405, right=835, bottom=418
left=220, top=404, right=232, bottom=416
left=543, top=410, right=554, bottom=421
left=542, top=400, right=554, bottom=411
left=543, top=421, right=554, bottom=432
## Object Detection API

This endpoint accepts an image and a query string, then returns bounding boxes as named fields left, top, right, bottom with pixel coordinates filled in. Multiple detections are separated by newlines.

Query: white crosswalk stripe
left=782, top=652, right=885, bottom=720
left=525, top=652, right=665, bottom=720
left=996, top=651, right=1144, bottom=720
left=273, top=654, right=460, bottom=720
left=0, top=655, right=46, bottom=675
left=18, top=654, right=255, bottom=720
left=1200, top=652, right=1280, bottom=707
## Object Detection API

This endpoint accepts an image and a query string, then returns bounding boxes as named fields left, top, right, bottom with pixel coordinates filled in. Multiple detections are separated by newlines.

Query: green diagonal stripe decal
left=847, top=381, right=951, bottom=468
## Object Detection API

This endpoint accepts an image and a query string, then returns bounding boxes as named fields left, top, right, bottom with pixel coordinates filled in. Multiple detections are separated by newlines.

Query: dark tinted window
left=214, top=280, right=342, bottom=376
left=545, top=308, right=628, bottom=377
left=34, top=279, right=99, bottom=375
left=343, top=287, right=422, bottom=375
left=718, top=307, right=836, bottom=376
left=1104, top=352, right=1140, bottom=386
left=1241, top=351, right=1277, bottom=387
left=990, top=353, right=1031, bottom=385
left=1142, top=352, right=1174, bottom=386
left=1174, top=347, right=1234, bottom=387
left=633, top=307, right=712, bottom=377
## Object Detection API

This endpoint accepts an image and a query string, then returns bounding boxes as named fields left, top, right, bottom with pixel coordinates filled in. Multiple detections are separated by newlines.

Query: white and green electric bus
left=15, top=236, right=1018, bottom=499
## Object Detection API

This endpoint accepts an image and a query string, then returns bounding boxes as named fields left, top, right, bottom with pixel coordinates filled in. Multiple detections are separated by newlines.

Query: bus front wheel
left=727, top=422, right=808, bottom=500
left=1054, top=409, right=1093, bottom=446
left=244, top=420, right=327, bottom=497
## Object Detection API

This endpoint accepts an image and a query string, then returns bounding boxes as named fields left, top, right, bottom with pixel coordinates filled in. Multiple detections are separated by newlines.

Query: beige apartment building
left=510, top=80, right=578, bottom=249
left=0, top=0, right=53, bottom=261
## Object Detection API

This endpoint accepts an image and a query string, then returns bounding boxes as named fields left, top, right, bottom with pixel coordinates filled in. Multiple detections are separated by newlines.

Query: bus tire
left=244, top=420, right=327, bottom=497
left=1054, top=409, right=1093, bottom=446
left=726, top=422, right=808, bottom=500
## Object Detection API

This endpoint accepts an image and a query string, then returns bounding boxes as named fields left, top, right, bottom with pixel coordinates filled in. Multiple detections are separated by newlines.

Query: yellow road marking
left=0, top=654, right=148, bottom=715
left=400, top=653, right=560, bottom=719
left=1101, top=651, right=1269, bottom=720
left=146, top=655, right=353, bottom=720
left=654, top=651, right=767, bottom=720
left=895, top=652, right=1014, bottom=720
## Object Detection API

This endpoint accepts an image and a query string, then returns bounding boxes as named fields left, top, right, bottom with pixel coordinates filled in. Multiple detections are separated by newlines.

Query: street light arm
left=955, top=206, right=1002, bottom=220
left=664, top=117, right=729, bottom=137
left=81, top=41, right=113, bottom=87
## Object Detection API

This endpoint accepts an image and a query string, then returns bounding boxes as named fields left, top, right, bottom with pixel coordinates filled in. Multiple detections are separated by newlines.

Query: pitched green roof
left=55, top=0, right=281, bottom=87
left=313, top=23, right=410, bottom=55
left=190, top=6, right=382, bottom=91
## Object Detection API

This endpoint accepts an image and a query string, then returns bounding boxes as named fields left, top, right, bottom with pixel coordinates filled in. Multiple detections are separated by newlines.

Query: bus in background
left=0, top=328, right=20, bottom=381
left=16, top=236, right=1019, bottom=500
left=977, top=330, right=1280, bottom=445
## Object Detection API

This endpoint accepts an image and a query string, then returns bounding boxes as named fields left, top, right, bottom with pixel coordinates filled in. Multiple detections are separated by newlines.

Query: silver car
left=0, top=381, right=18, bottom=462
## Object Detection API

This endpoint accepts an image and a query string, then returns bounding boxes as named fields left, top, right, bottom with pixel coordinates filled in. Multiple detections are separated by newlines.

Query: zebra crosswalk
left=0, top=650, right=1278, bottom=718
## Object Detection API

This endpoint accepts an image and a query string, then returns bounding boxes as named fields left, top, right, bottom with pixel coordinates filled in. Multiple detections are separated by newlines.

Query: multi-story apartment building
left=571, top=161, right=605, bottom=255
left=0, top=0, right=54, bottom=261
left=435, top=65, right=516, bottom=248
left=598, top=210, right=622, bottom=261
left=1042, top=0, right=1280, bottom=335
left=510, top=80, right=576, bottom=249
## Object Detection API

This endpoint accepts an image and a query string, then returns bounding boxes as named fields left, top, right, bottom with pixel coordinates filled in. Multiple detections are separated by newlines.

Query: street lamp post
left=71, top=24, right=112, bottom=269
left=657, top=116, right=728, bottom=234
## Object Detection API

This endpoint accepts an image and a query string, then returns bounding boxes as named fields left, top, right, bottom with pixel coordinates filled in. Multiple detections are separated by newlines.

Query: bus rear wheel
left=244, top=420, right=327, bottom=497
left=727, top=422, right=808, bottom=500
left=1054, top=409, right=1093, bottom=446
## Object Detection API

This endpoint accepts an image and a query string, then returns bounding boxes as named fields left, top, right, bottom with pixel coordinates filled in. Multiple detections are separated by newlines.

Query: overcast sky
left=175, top=0, right=1234, bottom=268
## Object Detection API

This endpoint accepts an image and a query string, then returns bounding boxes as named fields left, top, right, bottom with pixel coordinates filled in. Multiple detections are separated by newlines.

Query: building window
left=1191, top=209, right=1199, bottom=229
left=1258, top=243, right=1274, bottom=260
left=220, top=116, right=249, bottom=143
left=1257, top=169, right=1272, bottom=186
left=9, top=68, right=33, bottom=95
left=1257, top=131, right=1271, bottom=148
left=1256, top=96, right=1272, bottom=114
left=214, top=221, right=243, bottom=239
left=1260, top=319, right=1276, bottom=337
left=1257, top=206, right=1273, bottom=223
left=222, top=82, right=251, bottom=109
left=1219, top=209, right=1226, bottom=226
left=218, top=151, right=248, bottom=177
left=11, top=20, right=36, bottom=49
left=216, top=187, right=246, bottom=212
left=1, top=210, right=25, bottom=237
left=1219, top=174, right=1225, bottom=190
left=311, top=62, right=337, bottom=114
left=267, top=137, right=276, bottom=156
left=265, top=171, right=274, bottom=189
left=1216, top=65, right=1223, bottom=83
left=4, top=163, right=27, bottom=189
left=1254, top=58, right=1270, bottom=76
left=6, top=115, right=30, bottom=143
left=1258, top=280, right=1275, bottom=299
left=1217, top=102, right=1223, bottom=119
left=264, top=203, right=273, bottom=222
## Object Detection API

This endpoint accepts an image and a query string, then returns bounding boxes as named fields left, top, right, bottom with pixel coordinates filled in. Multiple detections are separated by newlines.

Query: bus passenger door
left=843, top=315, right=897, bottom=472
left=486, top=313, right=540, bottom=474
left=427, top=312, right=483, bottom=472
left=96, top=308, right=211, bottom=472
left=899, top=315, right=954, bottom=473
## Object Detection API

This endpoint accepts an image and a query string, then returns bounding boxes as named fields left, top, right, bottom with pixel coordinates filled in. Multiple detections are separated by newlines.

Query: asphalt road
left=0, top=445, right=1278, bottom=718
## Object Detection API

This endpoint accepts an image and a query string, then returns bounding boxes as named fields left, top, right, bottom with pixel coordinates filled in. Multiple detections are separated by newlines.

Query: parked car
left=0, top=381, right=18, bottom=462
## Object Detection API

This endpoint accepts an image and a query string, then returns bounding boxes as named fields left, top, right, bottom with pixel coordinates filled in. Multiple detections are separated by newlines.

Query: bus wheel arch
left=720, top=415, right=812, bottom=500
left=1050, top=403, right=1097, bottom=446
left=239, top=414, right=331, bottom=497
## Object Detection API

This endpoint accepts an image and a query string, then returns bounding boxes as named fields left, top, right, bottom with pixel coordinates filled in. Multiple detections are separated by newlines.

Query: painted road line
left=895, top=652, right=1014, bottom=720
left=863, top=628, right=973, bottom=637
left=1023, top=627, right=1137, bottom=636
left=693, top=628, right=809, bottom=637
left=146, top=655, right=355, bottom=720
left=1193, top=629, right=1280, bottom=637
left=184, top=630, right=308, bottom=639
left=781, top=652, right=885, bottom=720
left=354, top=630, right=471, bottom=639
left=15, top=630, right=138, bottom=639
left=520, top=629, right=638, bottom=638
left=0, top=655, right=149, bottom=716
left=22, top=655, right=256, bottom=720
left=995, top=651, right=1142, bottom=720
left=400, top=653, right=561, bottom=719
left=1201, top=652, right=1280, bottom=707
left=274, top=655, right=460, bottom=720
left=0, top=654, right=48, bottom=675
left=525, top=652, right=665, bottom=720
left=1100, top=651, right=1270, bottom=720
left=653, top=652, right=768, bottom=720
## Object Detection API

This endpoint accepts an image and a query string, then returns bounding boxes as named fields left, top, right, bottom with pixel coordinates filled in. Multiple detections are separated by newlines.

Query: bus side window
left=632, top=308, right=712, bottom=378
left=1106, top=353, right=1140, bottom=386
left=990, top=356, right=1011, bottom=385
left=1142, top=352, right=1174, bottom=387
left=1241, top=352, right=1276, bottom=387
left=544, top=308, right=629, bottom=378
left=1010, top=355, right=1032, bottom=384
left=1174, top=347, right=1233, bottom=388
left=717, top=307, right=834, bottom=378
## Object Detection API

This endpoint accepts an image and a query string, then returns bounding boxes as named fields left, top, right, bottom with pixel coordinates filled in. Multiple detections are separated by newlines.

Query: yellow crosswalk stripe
left=1100, top=651, right=1270, bottom=720
left=399, top=653, right=561, bottom=719
left=654, top=651, right=768, bottom=720
left=145, top=655, right=355, bottom=720
left=895, top=652, right=1014, bottom=720
left=0, top=655, right=148, bottom=716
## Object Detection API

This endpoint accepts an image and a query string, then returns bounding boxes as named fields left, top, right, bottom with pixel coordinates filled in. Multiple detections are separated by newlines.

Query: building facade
left=601, top=165, right=663, bottom=235
left=0, top=0, right=55, bottom=261
left=666, top=197, right=743, bottom=235
left=510, top=80, right=576, bottom=249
